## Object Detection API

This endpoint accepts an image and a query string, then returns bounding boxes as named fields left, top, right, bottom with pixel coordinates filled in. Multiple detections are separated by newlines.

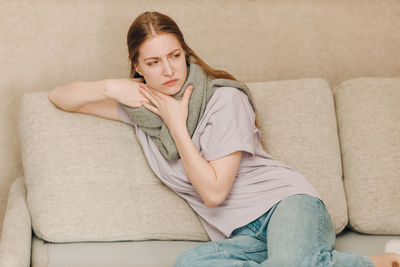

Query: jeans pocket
left=231, top=224, right=255, bottom=237
left=246, top=221, right=260, bottom=234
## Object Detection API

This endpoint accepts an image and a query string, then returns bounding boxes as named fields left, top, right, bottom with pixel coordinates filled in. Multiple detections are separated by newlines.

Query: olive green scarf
left=121, top=63, right=256, bottom=160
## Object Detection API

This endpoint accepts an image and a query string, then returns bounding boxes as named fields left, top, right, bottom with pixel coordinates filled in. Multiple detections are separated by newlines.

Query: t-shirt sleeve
left=199, top=88, right=257, bottom=161
left=117, top=102, right=136, bottom=126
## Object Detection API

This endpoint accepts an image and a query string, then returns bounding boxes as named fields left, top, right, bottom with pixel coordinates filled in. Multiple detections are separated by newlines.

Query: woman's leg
left=175, top=193, right=400, bottom=267
left=174, top=233, right=267, bottom=267
left=261, top=194, right=375, bottom=267
left=174, top=206, right=282, bottom=267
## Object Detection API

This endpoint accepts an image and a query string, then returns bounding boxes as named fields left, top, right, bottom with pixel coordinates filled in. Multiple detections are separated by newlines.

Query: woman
left=49, top=11, right=399, bottom=267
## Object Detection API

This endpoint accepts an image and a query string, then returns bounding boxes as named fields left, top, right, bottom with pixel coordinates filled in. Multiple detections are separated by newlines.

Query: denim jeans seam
left=224, top=250, right=232, bottom=262
left=311, top=197, right=331, bottom=267
left=224, top=249, right=239, bottom=264
left=318, top=198, right=334, bottom=255
left=317, top=200, right=325, bottom=249
left=224, top=247, right=267, bottom=265
left=240, top=246, right=268, bottom=254
left=232, top=235, right=267, bottom=253
left=247, top=222, right=260, bottom=233
left=216, top=242, right=232, bottom=262
left=214, top=241, right=220, bottom=254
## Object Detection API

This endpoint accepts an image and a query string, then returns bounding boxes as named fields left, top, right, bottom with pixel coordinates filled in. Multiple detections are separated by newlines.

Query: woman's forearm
left=48, top=80, right=110, bottom=111
left=170, top=126, right=222, bottom=208
left=138, top=84, right=235, bottom=208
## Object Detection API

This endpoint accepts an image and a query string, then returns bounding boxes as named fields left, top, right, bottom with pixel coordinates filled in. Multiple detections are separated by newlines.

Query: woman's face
left=135, top=33, right=187, bottom=95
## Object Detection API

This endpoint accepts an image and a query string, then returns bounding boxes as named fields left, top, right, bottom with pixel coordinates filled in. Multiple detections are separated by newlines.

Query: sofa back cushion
left=334, top=78, right=400, bottom=234
left=19, top=78, right=346, bottom=242
left=249, top=79, right=347, bottom=233
left=19, top=92, right=209, bottom=242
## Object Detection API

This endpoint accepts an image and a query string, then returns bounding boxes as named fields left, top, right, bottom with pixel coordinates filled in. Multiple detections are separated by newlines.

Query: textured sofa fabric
left=18, top=92, right=208, bottom=243
left=2, top=1, right=400, bottom=239
left=334, top=78, right=400, bottom=234
left=4, top=78, right=400, bottom=267
left=249, top=79, right=347, bottom=233
left=30, top=231, right=400, bottom=267
left=1, top=0, right=400, bottom=266
left=2, top=0, right=400, bottom=246
left=18, top=78, right=345, bottom=246
left=0, top=177, right=31, bottom=267
left=2, top=180, right=398, bottom=267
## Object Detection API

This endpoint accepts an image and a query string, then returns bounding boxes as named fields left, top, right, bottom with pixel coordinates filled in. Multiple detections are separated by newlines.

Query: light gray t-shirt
left=117, top=87, right=321, bottom=241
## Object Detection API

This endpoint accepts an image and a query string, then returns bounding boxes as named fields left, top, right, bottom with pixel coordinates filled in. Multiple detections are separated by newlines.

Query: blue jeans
left=174, top=194, right=374, bottom=267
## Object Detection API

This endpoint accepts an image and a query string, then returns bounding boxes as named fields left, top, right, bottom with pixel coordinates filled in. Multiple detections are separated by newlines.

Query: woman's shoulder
left=201, top=86, right=255, bottom=124
left=211, top=86, right=251, bottom=105
left=208, top=86, right=254, bottom=113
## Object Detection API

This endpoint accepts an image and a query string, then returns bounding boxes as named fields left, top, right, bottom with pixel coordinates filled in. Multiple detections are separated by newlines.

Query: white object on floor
left=385, top=239, right=400, bottom=254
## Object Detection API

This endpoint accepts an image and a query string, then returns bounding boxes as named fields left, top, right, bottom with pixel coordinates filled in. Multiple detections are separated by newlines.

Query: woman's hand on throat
left=139, top=83, right=194, bottom=137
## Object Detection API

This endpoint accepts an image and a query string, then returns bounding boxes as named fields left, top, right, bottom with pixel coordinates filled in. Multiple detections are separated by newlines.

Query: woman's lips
left=163, top=79, right=178, bottom=86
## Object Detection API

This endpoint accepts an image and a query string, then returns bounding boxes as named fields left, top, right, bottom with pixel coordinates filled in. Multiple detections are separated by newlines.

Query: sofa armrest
left=0, top=176, right=32, bottom=267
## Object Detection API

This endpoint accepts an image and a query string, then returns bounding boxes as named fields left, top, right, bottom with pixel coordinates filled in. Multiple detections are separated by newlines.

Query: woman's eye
left=173, top=53, right=180, bottom=58
left=148, top=60, right=158, bottom=66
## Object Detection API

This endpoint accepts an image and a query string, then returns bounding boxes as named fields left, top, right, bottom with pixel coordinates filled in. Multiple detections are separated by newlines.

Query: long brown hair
left=127, top=11, right=237, bottom=81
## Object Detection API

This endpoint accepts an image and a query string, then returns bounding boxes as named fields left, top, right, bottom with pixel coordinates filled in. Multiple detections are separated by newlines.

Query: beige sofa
left=0, top=1, right=399, bottom=266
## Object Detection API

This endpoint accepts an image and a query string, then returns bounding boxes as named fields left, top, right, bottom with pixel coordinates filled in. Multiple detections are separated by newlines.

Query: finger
left=139, top=97, right=150, bottom=104
left=139, top=84, right=159, bottom=106
left=182, top=85, right=194, bottom=105
left=144, top=84, right=169, bottom=101
left=140, top=84, right=164, bottom=100
left=141, top=101, right=160, bottom=115
left=137, top=84, right=150, bottom=103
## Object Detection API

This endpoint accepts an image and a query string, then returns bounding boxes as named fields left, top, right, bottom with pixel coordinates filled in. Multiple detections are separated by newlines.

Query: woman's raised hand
left=105, top=78, right=149, bottom=108
left=139, top=83, right=194, bottom=135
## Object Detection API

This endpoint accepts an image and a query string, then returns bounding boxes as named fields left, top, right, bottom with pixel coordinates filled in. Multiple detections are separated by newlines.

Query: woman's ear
left=135, top=66, right=143, bottom=76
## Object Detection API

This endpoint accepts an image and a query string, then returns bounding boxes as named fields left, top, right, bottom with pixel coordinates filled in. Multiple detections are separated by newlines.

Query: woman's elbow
left=48, top=88, right=61, bottom=108
left=48, top=86, right=73, bottom=111
left=203, top=193, right=226, bottom=208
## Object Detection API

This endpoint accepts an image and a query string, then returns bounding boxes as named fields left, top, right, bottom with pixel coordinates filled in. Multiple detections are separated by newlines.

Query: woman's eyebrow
left=144, top=49, right=181, bottom=61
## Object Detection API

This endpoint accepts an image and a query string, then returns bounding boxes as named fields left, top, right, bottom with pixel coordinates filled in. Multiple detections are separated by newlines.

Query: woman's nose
left=162, top=60, right=174, bottom=76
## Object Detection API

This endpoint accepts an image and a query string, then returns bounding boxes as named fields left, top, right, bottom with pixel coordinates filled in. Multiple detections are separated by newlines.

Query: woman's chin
left=163, top=83, right=184, bottom=95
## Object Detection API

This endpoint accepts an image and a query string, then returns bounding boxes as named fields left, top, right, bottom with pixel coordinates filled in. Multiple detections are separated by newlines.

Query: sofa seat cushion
left=32, top=230, right=400, bottom=267
left=46, top=238, right=202, bottom=267
left=335, top=229, right=400, bottom=256
left=334, top=77, right=400, bottom=234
